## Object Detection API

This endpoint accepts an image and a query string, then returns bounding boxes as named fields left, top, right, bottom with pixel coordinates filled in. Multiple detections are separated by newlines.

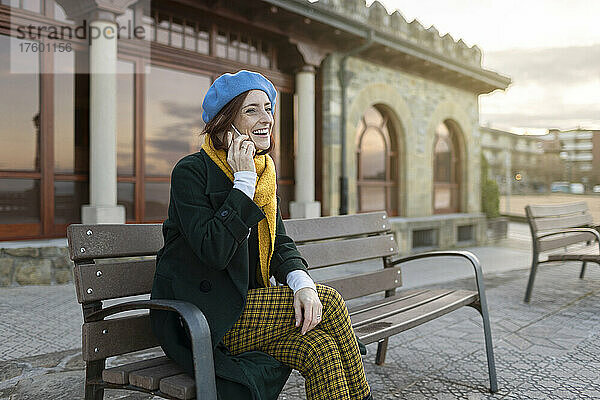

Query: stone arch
left=425, top=100, right=477, bottom=213
left=347, top=83, right=412, bottom=216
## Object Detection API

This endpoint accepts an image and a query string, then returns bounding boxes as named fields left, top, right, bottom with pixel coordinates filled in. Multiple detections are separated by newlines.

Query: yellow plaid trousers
left=222, top=284, right=371, bottom=400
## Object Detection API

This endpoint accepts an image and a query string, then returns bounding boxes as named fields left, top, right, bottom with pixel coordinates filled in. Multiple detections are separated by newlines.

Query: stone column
left=82, top=14, right=125, bottom=223
left=289, top=41, right=328, bottom=219
left=56, top=1, right=136, bottom=223
left=290, top=65, right=321, bottom=218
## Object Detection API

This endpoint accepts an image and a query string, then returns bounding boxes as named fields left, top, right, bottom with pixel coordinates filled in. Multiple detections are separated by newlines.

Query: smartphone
left=230, top=124, right=255, bottom=156
left=231, top=124, right=242, bottom=138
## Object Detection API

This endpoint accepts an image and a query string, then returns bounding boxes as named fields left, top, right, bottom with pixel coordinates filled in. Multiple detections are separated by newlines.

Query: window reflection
left=433, top=121, right=460, bottom=213
left=359, top=186, right=386, bottom=212
left=22, top=0, right=40, bottom=12
left=144, top=182, right=169, bottom=221
left=0, top=179, right=40, bottom=224
left=117, top=60, right=135, bottom=175
left=144, top=64, right=210, bottom=176
left=360, top=128, right=385, bottom=180
left=0, top=35, right=40, bottom=171
left=170, top=17, right=183, bottom=48
left=2, top=0, right=40, bottom=12
left=117, top=182, right=135, bottom=221
left=433, top=187, right=451, bottom=210
left=54, top=49, right=90, bottom=174
left=363, top=106, right=384, bottom=127
left=434, top=137, right=451, bottom=183
left=54, top=49, right=76, bottom=173
left=356, top=105, right=397, bottom=214
left=54, top=181, right=88, bottom=224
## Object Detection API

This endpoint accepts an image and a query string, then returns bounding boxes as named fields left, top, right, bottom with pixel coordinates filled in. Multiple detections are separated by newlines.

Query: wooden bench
left=67, top=211, right=498, bottom=400
left=524, top=201, right=600, bottom=302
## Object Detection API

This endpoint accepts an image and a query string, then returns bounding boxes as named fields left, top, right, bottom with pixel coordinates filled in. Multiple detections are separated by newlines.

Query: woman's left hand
left=293, top=287, right=323, bottom=335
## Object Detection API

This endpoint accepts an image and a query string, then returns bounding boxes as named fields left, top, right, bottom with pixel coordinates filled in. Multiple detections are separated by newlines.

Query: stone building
left=0, top=0, right=510, bottom=285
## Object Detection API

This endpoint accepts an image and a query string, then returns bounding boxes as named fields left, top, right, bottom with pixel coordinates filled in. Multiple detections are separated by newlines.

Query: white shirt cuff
left=286, top=270, right=317, bottom=294
left=233, top=171, right=257, bottom=199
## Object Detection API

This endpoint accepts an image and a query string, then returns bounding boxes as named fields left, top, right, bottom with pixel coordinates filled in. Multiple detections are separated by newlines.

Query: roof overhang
left=261, top=0, right=511, bottom=94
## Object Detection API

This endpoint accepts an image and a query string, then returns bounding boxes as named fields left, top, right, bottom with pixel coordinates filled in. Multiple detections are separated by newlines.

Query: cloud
left=480, top=44, right=600, bottom=130
left=483, top=44, right=600, bottom=86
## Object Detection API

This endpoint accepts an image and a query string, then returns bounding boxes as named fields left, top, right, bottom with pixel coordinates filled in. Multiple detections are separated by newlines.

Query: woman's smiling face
left=233, top=90, right=273, bottom=151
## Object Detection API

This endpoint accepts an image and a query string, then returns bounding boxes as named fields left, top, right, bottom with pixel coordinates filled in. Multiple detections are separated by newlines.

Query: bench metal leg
left=84, top=360, right=105, bottom=400
left=524, top=259, right=538, bottom=303
left=84, top=383, right=103, bottom=400
left=580, top=262, right=587, bottom=279
left=470, top=302, right=498, bottom=393
left=375, top=338, right=388, bottom=365
left=462, top=253, right=498, bottom=393
left=387, top=251, right=498, bottom=392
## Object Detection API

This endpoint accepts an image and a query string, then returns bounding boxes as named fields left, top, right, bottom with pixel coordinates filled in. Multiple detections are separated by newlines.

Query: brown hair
left=202, top=90, right=275, bottom=155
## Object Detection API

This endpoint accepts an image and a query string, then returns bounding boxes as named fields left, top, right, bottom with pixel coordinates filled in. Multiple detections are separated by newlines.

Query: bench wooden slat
left=355, top=290, right=478, bottom=344
left=348, top=290, right=427, bottom=314
left=324, top=266, right=402, bottom=300
left=102, top=356, right=171, bottom=385
left=351, top=289, right=455, bottom=327
left=532, top=213, right=593, bottom=232
left=160, top=373, right=196, bottom=400
left=283, top=212, right=388, bottom=242
left=74, top=259, right=156, bottom=303
left=527, top=202, right=589, bottom=218
left=296, top=234, right=397, bottom=269
left=538, top=232, right=596, bottom=252
left=129, top=361, right=185, bottom=390
left=67, top=224, right=163, bottom=261
left=82, top=315, right=159, bottom=361
left=547, top=254, right=600, bottom=262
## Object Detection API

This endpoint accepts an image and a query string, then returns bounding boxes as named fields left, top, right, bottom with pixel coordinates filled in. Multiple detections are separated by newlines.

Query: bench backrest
left=67, top=211, right=399, bottom=363
left=525, top=201, right=594, bottom=252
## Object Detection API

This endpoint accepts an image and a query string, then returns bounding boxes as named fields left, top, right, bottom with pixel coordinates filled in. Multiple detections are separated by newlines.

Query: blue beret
left=202, top=70, right=277, bottom=124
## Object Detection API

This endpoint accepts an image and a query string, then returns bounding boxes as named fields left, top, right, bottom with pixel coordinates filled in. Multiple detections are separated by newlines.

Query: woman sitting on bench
left=150, top=70, right=372, bottom=400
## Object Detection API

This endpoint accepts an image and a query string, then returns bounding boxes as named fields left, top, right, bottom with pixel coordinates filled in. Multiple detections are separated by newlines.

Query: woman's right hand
left=226, top=131, right=256, bottom=173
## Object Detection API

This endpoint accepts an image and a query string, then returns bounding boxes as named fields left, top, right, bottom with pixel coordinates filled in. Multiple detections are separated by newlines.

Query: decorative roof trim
left=262, top=0, right=510, bottom=91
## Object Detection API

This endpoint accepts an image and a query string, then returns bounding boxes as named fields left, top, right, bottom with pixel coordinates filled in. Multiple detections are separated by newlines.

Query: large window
left=144, top=64, right=211, bottom=221
left=356, top=106, right=398, bottom=215
left=433, top=121, right=461, bottom=214
left=0, top=1, right=291, bottom=239
left=0, top=35, right=40, bottom=172
left=0, top=35, right=41, bottom=237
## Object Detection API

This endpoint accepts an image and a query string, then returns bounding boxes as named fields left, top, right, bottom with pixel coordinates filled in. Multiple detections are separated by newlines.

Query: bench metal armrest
left=388, top=250, right=497, bottom=392
left=88, top=299, right=217, bottom=400
left=387, top=250, right=488, bottom=311
left=536, top=227, right=600, bottom=243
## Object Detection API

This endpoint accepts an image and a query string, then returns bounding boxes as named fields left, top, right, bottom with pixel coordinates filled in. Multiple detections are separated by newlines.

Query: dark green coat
left=150, top=149, right=310, bottom=400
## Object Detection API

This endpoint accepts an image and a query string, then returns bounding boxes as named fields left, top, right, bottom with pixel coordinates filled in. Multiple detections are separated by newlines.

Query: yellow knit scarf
left=201, top=135, right=277, bottom=287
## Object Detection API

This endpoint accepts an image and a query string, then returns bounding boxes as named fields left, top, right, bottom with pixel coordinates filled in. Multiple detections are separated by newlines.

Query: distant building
left=540, top=129, right=600, bottom=189
left=480, top=127, right=555, bottom=194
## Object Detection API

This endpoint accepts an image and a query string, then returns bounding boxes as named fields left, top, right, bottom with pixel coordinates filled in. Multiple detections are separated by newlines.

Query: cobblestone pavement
left=1, top=225, right=600, bottom=399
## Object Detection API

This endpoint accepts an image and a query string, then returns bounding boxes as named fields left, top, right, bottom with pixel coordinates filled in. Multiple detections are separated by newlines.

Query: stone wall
left=389, top=213, right=488, bottom=255
left=0, top=247, right=73, bottom=287
left=321, top=53, right=481, bottom=217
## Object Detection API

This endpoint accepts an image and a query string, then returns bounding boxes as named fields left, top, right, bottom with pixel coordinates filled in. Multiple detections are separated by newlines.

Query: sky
left=368, top=0, right=600, bottom=134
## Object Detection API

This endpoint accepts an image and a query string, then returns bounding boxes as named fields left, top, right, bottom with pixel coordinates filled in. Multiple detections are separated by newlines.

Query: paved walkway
left=1, top=224, right=599, bottom=399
